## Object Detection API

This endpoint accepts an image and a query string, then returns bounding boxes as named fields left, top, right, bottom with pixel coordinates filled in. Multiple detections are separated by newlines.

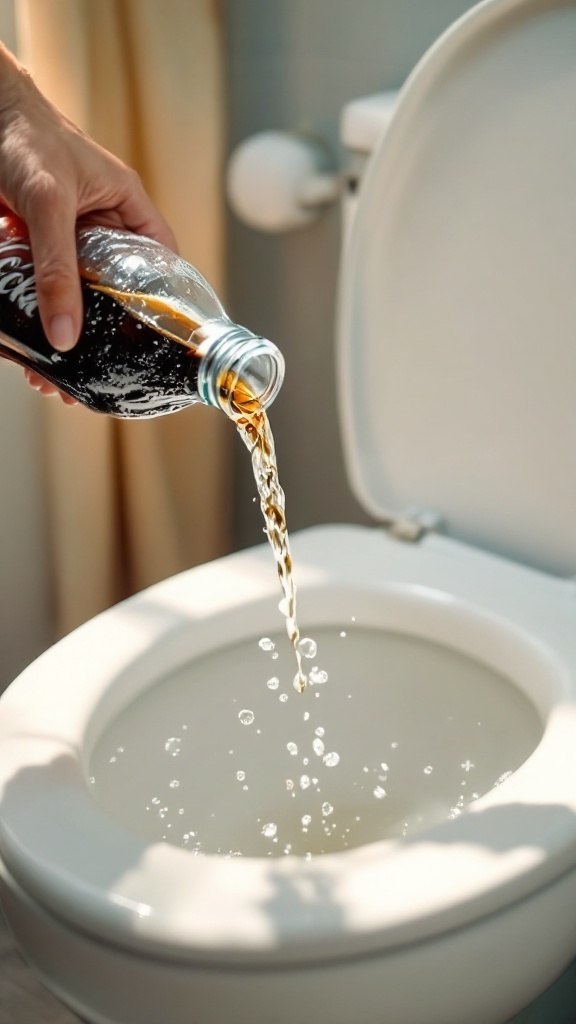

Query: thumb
left=27, top=206, right=83, bottom=351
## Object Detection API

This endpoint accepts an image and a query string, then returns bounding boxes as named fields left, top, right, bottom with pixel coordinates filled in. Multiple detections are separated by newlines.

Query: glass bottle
left=0, top=216, right=284, bottom=419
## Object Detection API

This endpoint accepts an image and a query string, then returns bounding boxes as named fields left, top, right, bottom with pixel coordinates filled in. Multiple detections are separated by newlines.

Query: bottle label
left=0, top=239, right=38, bottom=317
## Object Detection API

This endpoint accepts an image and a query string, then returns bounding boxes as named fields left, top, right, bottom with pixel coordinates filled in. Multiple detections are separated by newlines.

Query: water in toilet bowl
left=89, top=623, right=542, bottom=859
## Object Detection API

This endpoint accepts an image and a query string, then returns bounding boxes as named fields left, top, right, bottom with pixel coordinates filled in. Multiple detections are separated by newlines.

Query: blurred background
left=0, top=0, right=477, bottom=693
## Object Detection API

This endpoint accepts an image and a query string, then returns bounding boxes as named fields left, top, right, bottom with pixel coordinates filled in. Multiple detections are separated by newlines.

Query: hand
left=0, top=42, right=177, bottom=401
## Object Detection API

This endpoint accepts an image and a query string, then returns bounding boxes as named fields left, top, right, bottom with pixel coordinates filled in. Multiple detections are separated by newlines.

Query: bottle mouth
left=195, top=323, right=285, bottom=417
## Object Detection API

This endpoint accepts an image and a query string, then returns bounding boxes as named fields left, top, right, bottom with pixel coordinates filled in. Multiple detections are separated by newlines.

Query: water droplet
left=315, top=727, right=325, bottom=738
left=165, top=737, right=181, bottom=756
left=461, top=760, right=475, bottom=772
left=259, top=637, right=275, bottom=651
left=300, top=775, right=311, bottom=789
left=323, top=752, right=340, bottom=767
left=262, top=822, right=277, bottom=838
left=169, top=780, right=180, bottom=789
left=236, top=770, right=246, bottom=781
left=271, top=652, right=279, bottom=660
left=423, top=765, right=433, bottom=775
left=339, top=631, right=347, bottom=638
left=238, top=709, right=255, bottom=725
left=301, top=814, right=312, bottom=826
left=286, top=778, right=294, bottom=790
left=298, top=637, right=317, bottom=659
left=380, top=762, right=389, bottom=772
left=303, top=711, right=310, bottom=721
left=287, top=742, right=298, bottom=756
left=321, top=802, right=333, bottom=816
left=309, top=666, right=328, bottom=685
left=373, top=786, right=386, bottom=799
left=279, top=693, right=288, bottom=703
left=266, top=676, right=279, bottom=690
left=313, top=738, right=325, bottom=757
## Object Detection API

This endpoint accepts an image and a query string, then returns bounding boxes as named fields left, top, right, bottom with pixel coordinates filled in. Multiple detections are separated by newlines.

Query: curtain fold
left=15, top=0, right=232, bottom=636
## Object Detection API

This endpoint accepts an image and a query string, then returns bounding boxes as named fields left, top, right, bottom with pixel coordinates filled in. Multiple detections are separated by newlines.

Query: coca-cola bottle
left=0, top=214, right=284, bottom=418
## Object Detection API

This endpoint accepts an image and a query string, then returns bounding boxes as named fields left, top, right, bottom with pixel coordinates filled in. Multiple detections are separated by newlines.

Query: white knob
left=226, top=131, right=339, bottom=233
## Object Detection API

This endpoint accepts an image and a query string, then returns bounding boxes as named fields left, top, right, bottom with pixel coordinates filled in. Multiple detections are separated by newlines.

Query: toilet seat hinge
left=382, top=506, right=444, bottom=543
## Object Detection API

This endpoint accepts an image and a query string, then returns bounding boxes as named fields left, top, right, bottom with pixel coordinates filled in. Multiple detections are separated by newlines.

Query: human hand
left=0, top=42, right=177, bottom=401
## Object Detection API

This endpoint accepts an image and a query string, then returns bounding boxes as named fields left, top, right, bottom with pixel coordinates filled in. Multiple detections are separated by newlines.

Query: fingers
left=24, top=368, right=78, bottom=404
left=25, top=191, right=83, bottom=352
left=114, top=171, right=179, bottom=252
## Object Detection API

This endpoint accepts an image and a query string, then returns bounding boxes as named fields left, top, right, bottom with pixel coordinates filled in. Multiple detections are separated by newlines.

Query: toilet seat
left=2, top=524, right=576, bottom=966
left=2, top=0, right=576, bottom=980
left=338, top=0, right=576, bottom=578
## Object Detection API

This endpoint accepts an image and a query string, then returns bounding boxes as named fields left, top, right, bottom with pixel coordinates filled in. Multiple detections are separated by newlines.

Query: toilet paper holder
left=226, top=90, right=400, bottom=233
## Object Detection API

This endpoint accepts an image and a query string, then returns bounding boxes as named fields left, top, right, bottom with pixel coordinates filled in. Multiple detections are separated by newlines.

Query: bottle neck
left=194, top=320, right=285, bottom=417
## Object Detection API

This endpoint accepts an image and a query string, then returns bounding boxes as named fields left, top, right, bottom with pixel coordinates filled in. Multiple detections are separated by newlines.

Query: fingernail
left=49, top=314, right=76, bottom=351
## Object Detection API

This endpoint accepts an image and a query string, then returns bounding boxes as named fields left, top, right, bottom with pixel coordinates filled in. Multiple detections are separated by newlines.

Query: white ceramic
left=3, top=1, right=576, bottom=1023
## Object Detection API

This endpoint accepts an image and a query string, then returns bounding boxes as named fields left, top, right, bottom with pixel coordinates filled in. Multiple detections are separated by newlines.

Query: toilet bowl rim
left=1, top=526, right=576, bottom=963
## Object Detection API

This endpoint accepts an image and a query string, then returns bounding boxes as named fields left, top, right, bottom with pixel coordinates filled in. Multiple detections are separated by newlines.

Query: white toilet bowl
left=3, top=1, right=576, bottom=1022
left=2, top=527, right=576, bottom=1024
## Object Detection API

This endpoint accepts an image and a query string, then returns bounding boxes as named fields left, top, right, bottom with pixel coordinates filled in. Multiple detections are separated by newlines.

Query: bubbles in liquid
left=309, top=666, right=328, bottom=685
left=321, top=802, right=333, bottom=817
left=236, top=770, right=246, bottom=781
left=164, top=737, right=181, bottom=756
left=259, top=638, right=275, bottom=652
left=298, top=637, right=317, bottom=659
left=262, top=822, right=277, bottom=838
left=300, top=775, right=311, bottom=789
left=461, top=760, right=475, bottom=772
left=373, top=786, right=387, bottom=799
left=287, top=742, right=298, bottom=756
left=301, top=814, right=312, bottom=827
left=313, top=738, right=325, bottom=757
left=266, top=676, right=279, bottom=690
left=279, top=693, right=289, bottom=703
left=238, top=709, right=255, bottom=726
left=169, top=779, right=180, bottom=788
left=323, top=752, right=340, bottom=767
left=423, top=765, right=433, bottom=775
left=315, top=727, right=325, bottom=738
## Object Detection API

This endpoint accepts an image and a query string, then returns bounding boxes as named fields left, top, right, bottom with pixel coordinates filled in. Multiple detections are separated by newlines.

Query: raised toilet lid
left=338, top=0, right=576, bottom=578
left=4, top=0, right=576, bottom=969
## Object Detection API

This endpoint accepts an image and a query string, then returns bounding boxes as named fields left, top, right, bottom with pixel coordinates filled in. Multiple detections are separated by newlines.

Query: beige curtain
left=15, top=0, right=232, bottom=636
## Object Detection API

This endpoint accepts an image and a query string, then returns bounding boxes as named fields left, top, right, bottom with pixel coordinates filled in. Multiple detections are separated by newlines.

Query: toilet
left=3, top=1, right=576, bottom=1022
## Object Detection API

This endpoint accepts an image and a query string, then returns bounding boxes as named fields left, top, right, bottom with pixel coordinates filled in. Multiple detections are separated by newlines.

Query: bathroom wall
left=223, top=0, right=478, bottom=549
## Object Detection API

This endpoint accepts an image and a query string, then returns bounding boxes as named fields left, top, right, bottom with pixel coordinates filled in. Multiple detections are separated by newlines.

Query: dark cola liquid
left=0, top=281, right=201, bottom=418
